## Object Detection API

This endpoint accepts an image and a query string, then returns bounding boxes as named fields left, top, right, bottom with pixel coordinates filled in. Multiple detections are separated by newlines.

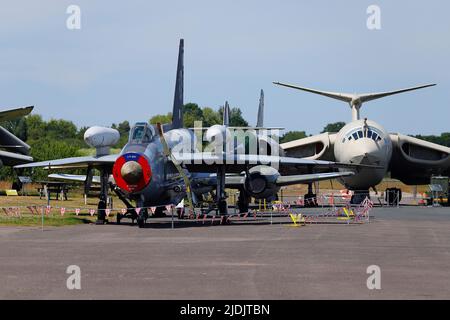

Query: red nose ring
left=112, top=153, right=152, bottom=193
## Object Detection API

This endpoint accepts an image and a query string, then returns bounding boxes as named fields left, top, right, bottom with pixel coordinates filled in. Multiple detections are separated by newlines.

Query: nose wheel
left=137, top=208, right=148, bottom=228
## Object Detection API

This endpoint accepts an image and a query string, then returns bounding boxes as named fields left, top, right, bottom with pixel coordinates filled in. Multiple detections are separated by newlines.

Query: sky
left=0, top=0, right=449, bottom=135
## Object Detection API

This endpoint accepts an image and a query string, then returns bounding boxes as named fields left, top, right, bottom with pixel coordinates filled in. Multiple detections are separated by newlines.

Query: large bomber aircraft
left=0, top=106, right=34, bottom=168
left=15, top=40, right=370, bottom=227
left=274, top=81, right=450, bottom=204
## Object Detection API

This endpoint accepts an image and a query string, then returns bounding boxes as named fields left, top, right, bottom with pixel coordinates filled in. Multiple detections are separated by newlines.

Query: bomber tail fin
left=273, top=81, right=436, bottom=121
left=171, top=39, right=184, bottom=129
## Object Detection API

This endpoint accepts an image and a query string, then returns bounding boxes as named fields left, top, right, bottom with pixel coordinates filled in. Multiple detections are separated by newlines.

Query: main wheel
left=154, top=207, right=166, bottom=217
left=218, top=200, right=228, bottom=215
left=137, top=216, right=146, bottom=228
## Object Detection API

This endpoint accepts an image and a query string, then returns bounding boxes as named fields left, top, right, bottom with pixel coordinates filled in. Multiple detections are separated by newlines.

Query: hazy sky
left=1, top=0, right=449, bottom=135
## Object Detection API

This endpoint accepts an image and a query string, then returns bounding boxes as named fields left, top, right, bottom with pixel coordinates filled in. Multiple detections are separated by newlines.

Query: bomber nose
left=350, top=143, right=381, bottom=165
left=120, top=161, right=143, bottom=184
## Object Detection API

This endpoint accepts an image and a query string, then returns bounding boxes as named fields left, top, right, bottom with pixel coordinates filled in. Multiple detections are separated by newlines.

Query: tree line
left=1, top=108, right=449, bottom=180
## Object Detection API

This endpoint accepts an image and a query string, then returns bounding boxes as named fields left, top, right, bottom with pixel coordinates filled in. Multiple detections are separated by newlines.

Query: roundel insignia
left=113, top=153, right=152, bottom=193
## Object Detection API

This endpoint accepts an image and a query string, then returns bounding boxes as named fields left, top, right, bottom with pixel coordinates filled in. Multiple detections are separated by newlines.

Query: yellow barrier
left=288, top=213, right=306, bottom=227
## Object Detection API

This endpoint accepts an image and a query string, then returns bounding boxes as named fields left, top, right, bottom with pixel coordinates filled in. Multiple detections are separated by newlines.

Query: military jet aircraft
left=16, top=40, right=367, bottom=228
left=274, top=81, right=449, bottom=204
left=0, top=106, right=34, bottom=168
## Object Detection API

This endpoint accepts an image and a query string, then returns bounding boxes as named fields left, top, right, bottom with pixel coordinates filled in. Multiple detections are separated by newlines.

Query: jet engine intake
left=243, top=165, right=280, bottom=199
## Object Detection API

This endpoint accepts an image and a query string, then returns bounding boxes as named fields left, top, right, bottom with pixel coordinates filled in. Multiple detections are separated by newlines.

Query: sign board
left=5, top=190, right=19, bottom=196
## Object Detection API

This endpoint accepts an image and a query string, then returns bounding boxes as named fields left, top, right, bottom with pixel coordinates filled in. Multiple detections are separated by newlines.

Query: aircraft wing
left=0, top=106, right=33, bottom=122
left=389, top=133, right=450, bottom=185
left=224, top=171, right=354, bottom=188
left=280, top=133, right=337, bottom=163
left=14, top=154, right=119, bottom=170
left=173, top=152, right=370, bottom=175
left=48, top=173, right=101, bottom=184
left=0, top=149, right=33, bottom=167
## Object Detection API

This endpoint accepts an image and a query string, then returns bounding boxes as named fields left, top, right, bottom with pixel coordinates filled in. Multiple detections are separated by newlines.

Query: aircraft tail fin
left=171, top=39, right=184, bottom=129
left=256, top=89, right=264, bottom=127
left=223, top=101, right=230, bottom=126
left=273, top=81, right=436, bottom=121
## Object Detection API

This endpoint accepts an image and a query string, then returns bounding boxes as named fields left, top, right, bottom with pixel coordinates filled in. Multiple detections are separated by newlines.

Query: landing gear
left=385, top=188, right=402, bottom=206
left=96, top=169, right=110, bottom=225
left=304, top=183, right=317, bottom=207
left=237, top=189, right=250, bottom=213
left=153, top=207, right=166, bottom=217
left=216, top=166, right=228, bottom=215
left=351, top=190, right=370, bottom=204
left=137, top=208, right=148, bottom=228
left=218, top=200, right=228, bottom=214
left=96, top=197, right=107, bottom=225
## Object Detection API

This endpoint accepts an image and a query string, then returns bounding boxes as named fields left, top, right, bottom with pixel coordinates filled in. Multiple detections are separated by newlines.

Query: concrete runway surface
left=1, top=206, right=450, bottom=299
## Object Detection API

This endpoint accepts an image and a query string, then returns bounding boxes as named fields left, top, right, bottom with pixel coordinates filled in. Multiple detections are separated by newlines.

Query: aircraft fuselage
left=334, top=119, right=392, bottom=190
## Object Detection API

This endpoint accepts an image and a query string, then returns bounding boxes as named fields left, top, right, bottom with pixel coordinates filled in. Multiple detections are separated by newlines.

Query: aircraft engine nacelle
left=84, top=126, right=120, bottom=148
left=84, top=126, right=120, bottom=156
left=205, top=125, right=232, bottom=150
left=243, top=165, right=280, bottom=199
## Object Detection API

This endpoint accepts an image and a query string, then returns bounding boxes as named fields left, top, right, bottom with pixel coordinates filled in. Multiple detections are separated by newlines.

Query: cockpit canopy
left=343, top=126, right=383, bottom=143
left=129, top=122, right=155, bottom=144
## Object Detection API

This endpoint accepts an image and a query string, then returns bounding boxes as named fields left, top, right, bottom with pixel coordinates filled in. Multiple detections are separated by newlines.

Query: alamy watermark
left=366, top=265, right=381, bottom=290
left=66, top=265, right=81, bottom=290
left=168, top=121, right=281, bottom=169
left=367, top=5, right=381, bottom=30
left=66, top=5, right=81, bottom=30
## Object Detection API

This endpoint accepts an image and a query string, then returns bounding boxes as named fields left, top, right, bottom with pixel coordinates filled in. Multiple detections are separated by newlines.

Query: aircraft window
left=377, top=136, right=382, bottom=141
left=342, top=138, right=346, bottom=143
left=143, top=130, right=152, bottom=143
left=372, top=133, right=378, bottom=141
left=357, top=131, right=363, bottom=138
left=367, top=130, right=373, bottom=139
left=348, top=136, right=352, bottom=141
left=352, top=133, right=359, bottom=140
left=132, top=127, right=145, bottom=140
left=131, top=126, right=153, bottom=143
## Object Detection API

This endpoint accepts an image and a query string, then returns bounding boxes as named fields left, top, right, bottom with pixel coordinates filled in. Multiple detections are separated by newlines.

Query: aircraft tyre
left=137, top=209, right=148, bottom=228
left=96, top=199, right=107, bottom=225
left=350, top=191, right=370, bottom=205
left=218, top=200, right=228, bottom=215
left=154, top=207, right=166, bottom=217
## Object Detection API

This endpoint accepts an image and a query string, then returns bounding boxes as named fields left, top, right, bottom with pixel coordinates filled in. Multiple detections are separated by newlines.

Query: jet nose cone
left=120, top=161, right=143, bottom=185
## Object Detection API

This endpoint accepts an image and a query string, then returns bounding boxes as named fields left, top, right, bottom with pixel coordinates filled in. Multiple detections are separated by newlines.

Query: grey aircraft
left=274, top=81, right=450, bottom=204
left=15, top=40, right=369, bottom=227
left=0, top=106, right=34, bottom=168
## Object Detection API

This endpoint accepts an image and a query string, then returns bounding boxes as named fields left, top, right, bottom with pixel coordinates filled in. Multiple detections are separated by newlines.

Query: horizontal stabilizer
left=0, top=106, right=33, bottom=122
left=273, top=81, right=436, bottom=121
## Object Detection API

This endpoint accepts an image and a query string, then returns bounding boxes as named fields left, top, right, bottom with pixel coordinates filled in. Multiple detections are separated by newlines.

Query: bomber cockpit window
left=346, top=126, right=383, bottom=142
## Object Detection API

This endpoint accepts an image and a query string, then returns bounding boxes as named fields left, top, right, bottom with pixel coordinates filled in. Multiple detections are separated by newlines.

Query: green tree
left=149, top=113, right=172, bottom=125
left=26, top=114, right=46, bottom=140
left=202, top=107, right=221, bottom=127
left=218, top=106, right=249, bottom=127
left=321, top=122, right=346, bottom=133
left=412, top=133, right=450, bottom=147
left=27, top=138, right=80, bottom=180
left=280, top=131, right=308, bottom=143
